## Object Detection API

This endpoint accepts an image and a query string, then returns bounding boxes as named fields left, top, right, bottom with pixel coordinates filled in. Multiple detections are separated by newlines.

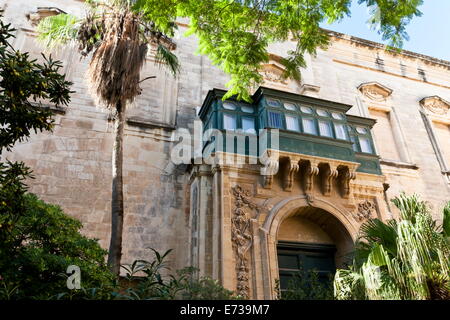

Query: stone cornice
left=325, top=29, right=450, bottom=70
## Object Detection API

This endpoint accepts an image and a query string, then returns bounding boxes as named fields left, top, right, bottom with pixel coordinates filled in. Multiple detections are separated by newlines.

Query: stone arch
left=259, top=195, right=357, bottom=299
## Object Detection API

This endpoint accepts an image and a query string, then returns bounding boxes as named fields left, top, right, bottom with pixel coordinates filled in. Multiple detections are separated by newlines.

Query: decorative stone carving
left=420, top=96, right=450, bottom=116
left=358, top=82, right=393, bottom=102
left=338, top=167, right=356, bottom=199
left=261, top=64, right=288, bottom=85
left=261, top=158, right=279, bottom=189
left=321, top=164, right=339, bottom=196
left=356, top=200, right=376, bottom=221
left=26, top=7, right=66, bottom=26
left=302, top=160, right=319, bottom=193
left=283, top=159, right=299, bottom=191
left=231, top=185, right=264, bottom=298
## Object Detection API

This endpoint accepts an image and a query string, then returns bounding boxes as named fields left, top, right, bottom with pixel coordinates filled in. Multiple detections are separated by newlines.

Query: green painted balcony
left=198, top=87, right=382, bottom=175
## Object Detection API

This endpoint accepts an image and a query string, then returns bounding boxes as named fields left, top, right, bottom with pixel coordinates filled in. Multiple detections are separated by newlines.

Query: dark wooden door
left=277, top=241, right=336, bottom=291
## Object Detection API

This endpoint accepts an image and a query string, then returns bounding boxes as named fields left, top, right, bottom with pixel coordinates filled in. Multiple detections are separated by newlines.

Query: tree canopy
left=38, top=0, right=424, bottom=101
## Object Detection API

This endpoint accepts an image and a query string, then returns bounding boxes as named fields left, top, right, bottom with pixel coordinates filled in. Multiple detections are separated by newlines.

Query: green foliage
left=0, top=14, right=72, bottom=153
left=0, top=11, right=114, bottom=300
left=276, top=268, right=334, bottom=300
left=0, top=194, right=116, bottom=299
left=116, top=248, right=238, bottom=300
left=334, top=193, right=450, bottom=300
left=36, top=1, right=423, bottom=102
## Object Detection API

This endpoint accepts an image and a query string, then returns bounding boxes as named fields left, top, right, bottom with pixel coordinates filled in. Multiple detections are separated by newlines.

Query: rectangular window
left=268, top=112, right=283, bottom=129
left=359, top=137, right=373, bottom=153
left=302, top=118, right=317, bottom=135
left=285, top=115, right=300, bottom=132
left=223, top=113, right=236, bottom=130
left=318, top=120, right=333, bottom=137
left=242, top=117, right=256, bottom=133
left=334, top=123, right=348, bottom=140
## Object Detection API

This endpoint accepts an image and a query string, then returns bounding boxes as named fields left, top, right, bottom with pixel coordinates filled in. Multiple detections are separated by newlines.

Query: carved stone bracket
left=338, top=167, right=356, bottom=199
left=301, top=160, right=319, bottom=193
left=231, top=185, right=265, bottom=298
left=320, top=163, right=339, bottom=196
left=261, top=158, right=279, bottom=189
left=356, top=200, right=376, bottom=221
left=282, top=159, right=299, bottom=191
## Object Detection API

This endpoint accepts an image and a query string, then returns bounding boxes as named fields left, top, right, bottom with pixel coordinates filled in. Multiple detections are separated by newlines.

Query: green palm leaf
left=36, top=14, right=79, bottom=49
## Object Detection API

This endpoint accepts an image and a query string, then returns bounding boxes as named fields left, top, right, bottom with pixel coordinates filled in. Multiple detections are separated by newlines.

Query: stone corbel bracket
left=320, top=163, right=339, bottom=196
left=281, top=158, right=300, bottom=191
left=261, top=151, right=279, bottom=189
left=338, top=166, right=357, bottom=199
left=300, top=159, right=320, bottom=194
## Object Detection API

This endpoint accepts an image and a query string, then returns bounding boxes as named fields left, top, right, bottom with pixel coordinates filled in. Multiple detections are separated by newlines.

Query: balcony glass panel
left=241, top=106, right=254, bottom=113
left=223, top=102, right=236, bottom=110
left=359, top=137, right=373, bottom=153
left=317, top=109, right=329, bottom=117
left=268, top=111, right=283, bottom=128
left=242, top=117, right=256, bottom=133
left=318, top=120, right=333, bottom=137
left=300, top=106, right=313, bottom=114
left=285, top=115, right=300, bottom=132
left=284, top=102, right=297, bottom=111
left=267, top=98, right=281, bottom=108
left=334, top=123, right=348, bottom=140
left=302, top=117, right=317, bottom=135
left=223, top=113, right=236, bottom=130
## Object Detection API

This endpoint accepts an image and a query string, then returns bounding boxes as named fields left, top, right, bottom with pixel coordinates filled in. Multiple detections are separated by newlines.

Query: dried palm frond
left=88, top=8, right=147, bottom=110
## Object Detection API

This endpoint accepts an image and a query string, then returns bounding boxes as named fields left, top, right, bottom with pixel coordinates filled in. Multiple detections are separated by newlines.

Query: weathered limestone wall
left=1, top=0, right=450, bottom=274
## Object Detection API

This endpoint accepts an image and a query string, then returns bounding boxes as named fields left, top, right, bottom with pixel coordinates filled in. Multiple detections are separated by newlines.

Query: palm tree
left=334, top=193, right=450, bottom=300
left=36, top=0, right=180, bottom=274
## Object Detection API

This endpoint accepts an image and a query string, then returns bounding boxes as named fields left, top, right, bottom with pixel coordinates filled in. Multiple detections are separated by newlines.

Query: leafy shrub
left=276, top=268, right=334, bottom=300
left=0, top=194, right=115, bottom=299
left=334, top=193, right=450, bottom=300
left=116, top=248, right=238, bottom=300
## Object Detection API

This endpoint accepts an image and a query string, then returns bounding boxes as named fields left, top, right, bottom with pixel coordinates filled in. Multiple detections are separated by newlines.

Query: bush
left=0, top=194, right=115, bottom=299
left=276, top=268, right=334, bottom=300
left=116, top=249, right=238, bottom=300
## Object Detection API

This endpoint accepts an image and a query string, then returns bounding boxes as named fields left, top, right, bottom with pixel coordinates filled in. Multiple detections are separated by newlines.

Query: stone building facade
left=1, top=0, right=450, bottom=299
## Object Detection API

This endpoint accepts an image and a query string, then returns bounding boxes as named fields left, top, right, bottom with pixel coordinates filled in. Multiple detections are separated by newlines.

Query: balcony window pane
left=267, top=99, right=281, bottom=108
left=284, top=102, right=297, bottom=111
left=241, top=106, right=254, bottom=113
left=332, top=112, right=344, bottom=120
left=223, top=113, right=236, bottom=130
left=268, top=112, right=283, bottom=129
left=359, top=137, right=373, bottom=153
left=334, top=123, right=348, bottom=140
left=242, top=117, right=256, bottom=133
left=319, top=120, right=333, bottom=137
left=285, top=115, right=300, bottom=132
left=302, top=118, right=317, bottom=135
left=300, top=106, right=313, bottom=114
left=223, top=102, right=236, bottom=110
left=317, top=109, right=329, bottom=117
left=356, top=127, right=368, bottom=134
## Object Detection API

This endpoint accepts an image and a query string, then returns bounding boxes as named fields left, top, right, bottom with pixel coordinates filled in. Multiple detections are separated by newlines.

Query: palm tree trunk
left=107, top=101, right=125, bottom=275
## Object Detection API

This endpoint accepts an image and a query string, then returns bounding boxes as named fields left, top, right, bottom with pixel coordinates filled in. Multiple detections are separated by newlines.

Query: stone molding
left=358, top=82, right=393, bottom=102
left=420, top=96, right=450, bottom=117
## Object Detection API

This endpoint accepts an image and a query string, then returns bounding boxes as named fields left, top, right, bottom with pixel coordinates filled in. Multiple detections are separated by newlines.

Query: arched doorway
left=276, top=207, right=354, bottom=292
left=260, top=196, right=356, bottom=299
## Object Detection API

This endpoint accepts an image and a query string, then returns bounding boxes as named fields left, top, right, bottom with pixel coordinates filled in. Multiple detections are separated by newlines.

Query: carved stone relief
left=231, top=185, right=265, bottom=298
left=420, top=96, right=450, bottom=116
left=358, top=82, right=393, bottom=102
left=355, top=200, right=376, bottom=222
